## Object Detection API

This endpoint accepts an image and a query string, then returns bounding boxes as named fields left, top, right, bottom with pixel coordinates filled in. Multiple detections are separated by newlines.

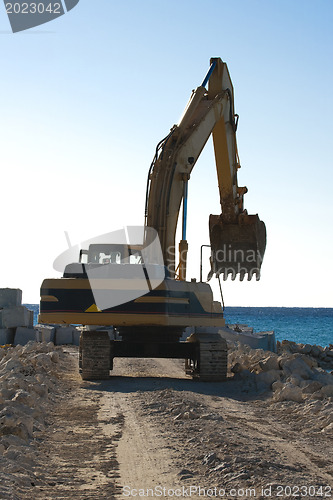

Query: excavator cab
left=209, top=213, right=266, bottom=281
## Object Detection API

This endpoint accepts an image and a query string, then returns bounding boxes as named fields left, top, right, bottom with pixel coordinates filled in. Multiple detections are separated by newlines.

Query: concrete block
left=36, top=325, right=55, bottom=343
left=28, top=309, right=34, bottom=327
left=0, top=328, right=15, bottom=344
left=34, top=329, right=41, bottom=342
left=107, top=328, right=115, bottom=341
left=97, top=327, right=115, bottom=341
left=72, top=328, right=81, bottom=346
left=13, top=327, right=37, bottom=346
left=0, top=288, right=22, bottom=308
left=55, top=326, right=74, bottom=345
left=0, top=306, right=33, bottom=329
left=219, top=327, right=276, bottom=353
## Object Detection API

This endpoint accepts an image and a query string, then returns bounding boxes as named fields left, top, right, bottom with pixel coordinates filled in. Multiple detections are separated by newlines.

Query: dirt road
left=19, top=350, right=333, bottom=499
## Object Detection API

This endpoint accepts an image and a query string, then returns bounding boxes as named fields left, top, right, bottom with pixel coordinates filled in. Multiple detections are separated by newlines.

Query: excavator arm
left=145, top=58, right=266, bottom=281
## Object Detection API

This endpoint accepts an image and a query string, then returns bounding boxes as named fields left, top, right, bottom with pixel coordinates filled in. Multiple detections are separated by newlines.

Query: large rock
left=279, top=355, right=313, bottom=380
left=0, top=289, right=22, bottom=308
left=312, top=368, right=333, bottom=386
left=0, top=406, right=34, bottom=441
left=272, top=380, right=284, bottom=392
left=321, top=385, right=333, bottom=398
left=231, top=362, right=244, bottom=373
left=323, top=356, right=333, bottom=365
left=301, top=356, right=318, bottom=369
left=299, top=344, right=312, bottom=355
left=256, top=369, right=281, bottom=388
left=301, top=381, right=323, bottom=394
left=287, top=375, right=302, bottom=387
left=280, top=340, right=299, bottom=353
left=275, top=384, right=304, bottom=403
left=310, top=345, right=323, bottom=358
left=259, top=354, right=280, bottom=372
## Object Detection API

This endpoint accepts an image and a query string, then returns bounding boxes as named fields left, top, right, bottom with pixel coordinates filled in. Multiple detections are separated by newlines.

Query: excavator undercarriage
left=79, top=329, right=228, bottom=382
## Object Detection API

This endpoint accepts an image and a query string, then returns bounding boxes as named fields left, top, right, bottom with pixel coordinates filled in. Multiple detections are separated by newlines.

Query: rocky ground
left=0, top=339, right=332, bottom=499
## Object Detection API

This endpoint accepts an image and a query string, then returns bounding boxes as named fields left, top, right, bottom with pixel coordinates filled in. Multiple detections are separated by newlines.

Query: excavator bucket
left=209, top=213, right=266, bottom=281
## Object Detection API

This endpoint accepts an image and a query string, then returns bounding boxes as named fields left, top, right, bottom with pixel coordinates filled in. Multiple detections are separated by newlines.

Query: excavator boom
left=207, top=58, right=266, bottom=280
left=146, top=58, right=266, bottom=280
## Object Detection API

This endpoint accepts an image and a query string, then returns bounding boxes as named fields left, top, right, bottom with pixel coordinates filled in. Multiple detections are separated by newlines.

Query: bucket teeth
left=219, top=269, right=259, bottom=281
left=239, top=270, right=245, bottom=281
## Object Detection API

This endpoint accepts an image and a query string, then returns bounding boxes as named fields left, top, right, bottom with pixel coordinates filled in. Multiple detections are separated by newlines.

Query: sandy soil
left=11, top=350, right=333, bottom=499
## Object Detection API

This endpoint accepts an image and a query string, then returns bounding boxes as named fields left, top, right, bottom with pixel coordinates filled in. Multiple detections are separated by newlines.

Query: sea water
left=26, top=304, right=333, bottom=348
left=224, top=307, right=333, bottom=347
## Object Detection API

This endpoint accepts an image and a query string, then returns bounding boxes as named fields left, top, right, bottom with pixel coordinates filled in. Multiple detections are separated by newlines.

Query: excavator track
left=186, top=332, right=228, bottom=382
left=79, top=330, right=227, bottom=382
left=80, top=331, right=110, bottom=380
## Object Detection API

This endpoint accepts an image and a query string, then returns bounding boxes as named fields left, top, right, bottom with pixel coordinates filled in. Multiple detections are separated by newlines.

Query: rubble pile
left=227, top=340, right=333, bottom=406
left=0, top=341, right=71, bottom=493
left=278, top=339, right=333, bottom=368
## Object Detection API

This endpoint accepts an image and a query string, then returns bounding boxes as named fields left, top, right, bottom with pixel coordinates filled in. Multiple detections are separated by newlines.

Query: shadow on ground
left=82, top=374, right=267, bottom=402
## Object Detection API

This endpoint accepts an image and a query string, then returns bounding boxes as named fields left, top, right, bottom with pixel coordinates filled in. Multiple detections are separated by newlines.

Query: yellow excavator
left=39, top=58, right=266, bottom=381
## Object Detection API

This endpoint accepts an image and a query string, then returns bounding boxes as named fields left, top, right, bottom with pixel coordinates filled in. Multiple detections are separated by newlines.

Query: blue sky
left=0, top=0, right=332, bottom=306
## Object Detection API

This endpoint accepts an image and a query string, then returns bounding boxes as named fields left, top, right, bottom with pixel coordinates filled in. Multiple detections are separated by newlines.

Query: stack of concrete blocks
left=1, top=289, right=115, bottom=346
left=0, top=288, right=35, bottom=345
left=42, top=326, right=114, bottom=346
left=34, top=324, right=81, bottom=346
